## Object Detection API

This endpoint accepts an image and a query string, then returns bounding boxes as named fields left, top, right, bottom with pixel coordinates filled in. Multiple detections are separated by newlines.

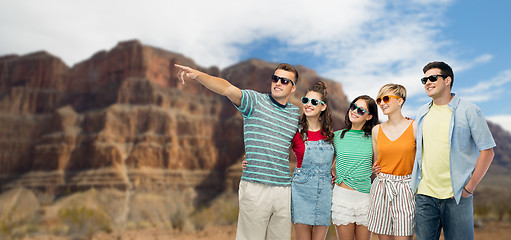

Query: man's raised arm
left=175, top=64, right=242, bottom=106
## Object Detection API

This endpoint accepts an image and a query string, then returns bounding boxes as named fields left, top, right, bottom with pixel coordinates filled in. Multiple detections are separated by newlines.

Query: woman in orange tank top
left=367, top=84, right=417, bottom=240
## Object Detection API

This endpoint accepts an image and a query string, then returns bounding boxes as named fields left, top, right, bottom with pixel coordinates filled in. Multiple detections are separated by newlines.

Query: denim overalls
left=291, top=140, right=335, bottom=226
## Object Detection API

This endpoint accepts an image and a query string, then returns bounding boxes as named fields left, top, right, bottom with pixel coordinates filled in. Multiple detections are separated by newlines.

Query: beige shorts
left=236, top=180, right=291, bottom=240
left=368, top=173, right=415, bottom=236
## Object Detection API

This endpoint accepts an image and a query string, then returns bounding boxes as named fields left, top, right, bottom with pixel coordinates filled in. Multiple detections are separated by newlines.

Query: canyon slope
left=1, top=40, right=509, bottom=199
left=0, top=40, right=349, bottom=197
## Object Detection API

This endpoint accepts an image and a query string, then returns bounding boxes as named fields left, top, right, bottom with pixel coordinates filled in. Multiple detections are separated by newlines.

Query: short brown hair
left=275, top=63, right=299, bottom=83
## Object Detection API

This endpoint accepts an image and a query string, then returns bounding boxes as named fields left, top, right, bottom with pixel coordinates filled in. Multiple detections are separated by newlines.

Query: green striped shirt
left=333, top=129, right=373, bottom=193
left=236, top=90, right=300, bottom=186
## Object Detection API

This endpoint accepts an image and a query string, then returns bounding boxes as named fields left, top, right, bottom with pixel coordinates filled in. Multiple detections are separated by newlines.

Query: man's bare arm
left=175, top=64, right=242, bottom=106
left=463, top=148, right=494, bottom=197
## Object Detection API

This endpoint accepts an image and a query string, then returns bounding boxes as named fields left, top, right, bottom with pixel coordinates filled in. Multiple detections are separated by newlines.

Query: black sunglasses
left=421, top=74, right=448, bottom=85
left=271, top=75, right=295, bottom=86
left=349, top=102, right=368, bottom=116
left=301, top=97, right=325, bottom=106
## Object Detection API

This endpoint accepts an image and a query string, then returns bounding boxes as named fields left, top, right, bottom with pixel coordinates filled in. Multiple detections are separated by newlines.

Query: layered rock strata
left=0, top=40, right=349, bottom=196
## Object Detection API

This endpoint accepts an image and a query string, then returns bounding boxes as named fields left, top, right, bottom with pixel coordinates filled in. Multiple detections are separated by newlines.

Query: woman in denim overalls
left=290, top=81, right=335, bottom=240
left=242, top=81, right=335, bottom=239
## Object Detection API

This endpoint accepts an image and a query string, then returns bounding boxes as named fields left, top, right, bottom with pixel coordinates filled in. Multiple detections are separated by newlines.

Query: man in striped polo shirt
left=175, top=63, right=300, bottom=240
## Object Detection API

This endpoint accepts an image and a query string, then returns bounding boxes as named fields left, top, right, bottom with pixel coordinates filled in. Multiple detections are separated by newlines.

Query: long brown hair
left=299, top=81, right=334, bottom=143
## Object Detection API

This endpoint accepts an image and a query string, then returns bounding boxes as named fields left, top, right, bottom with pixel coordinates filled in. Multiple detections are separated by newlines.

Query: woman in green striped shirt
left=332, top=95, right=379, bottom=240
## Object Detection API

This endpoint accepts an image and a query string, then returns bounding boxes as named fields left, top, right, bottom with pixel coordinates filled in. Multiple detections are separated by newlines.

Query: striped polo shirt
left=333, top=129, right=373, bottom=193
left=236, top=90, right=300, bottom=186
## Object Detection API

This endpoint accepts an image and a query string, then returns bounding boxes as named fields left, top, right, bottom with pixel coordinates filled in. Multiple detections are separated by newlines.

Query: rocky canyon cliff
left=1, top=40, right=511, bottom=237
left=0, top=40, right=350, bottom=198
left=1, top=40, right=510, bottom=200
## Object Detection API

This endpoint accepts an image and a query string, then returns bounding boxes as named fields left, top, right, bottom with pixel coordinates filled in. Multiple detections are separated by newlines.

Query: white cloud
left=0, top=0, right=380, bottom=68
left=1, top=0, right=504, bottom=113
left=457, top=70, right=511, bottom=102
left=0, top=0, right=452, bottom=70
left=454, top=54, right=494, bottom=72
left=487, top=115, right=511, bottom=134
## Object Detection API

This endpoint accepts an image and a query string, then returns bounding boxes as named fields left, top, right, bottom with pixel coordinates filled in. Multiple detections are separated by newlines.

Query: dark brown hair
left=340, top=95, right=379, bottom=138
left=423, top=61, right=454, bottom=89
left=299, top=81, right=334, bottom=143
left=276, top=63, right=299, bottom=83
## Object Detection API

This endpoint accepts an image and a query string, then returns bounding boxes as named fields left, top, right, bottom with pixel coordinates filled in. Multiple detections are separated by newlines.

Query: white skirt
left=331, top=185, right=370, bottom=226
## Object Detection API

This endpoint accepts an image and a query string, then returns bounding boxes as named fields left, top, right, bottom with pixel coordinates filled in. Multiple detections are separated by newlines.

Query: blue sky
left=1, top=0, right=510, bottom=132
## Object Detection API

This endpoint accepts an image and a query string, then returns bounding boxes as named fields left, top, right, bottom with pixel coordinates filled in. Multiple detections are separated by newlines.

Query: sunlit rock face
left=0, top=40, right=349, bottom=195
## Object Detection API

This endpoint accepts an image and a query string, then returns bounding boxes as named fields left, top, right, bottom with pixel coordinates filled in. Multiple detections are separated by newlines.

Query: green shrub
left=0, top=206, right=37, bottom=238
left=170, top=207, right=188, bottom=231
left=57, top=205, right=112, bottom=239
left=190, top=193, right=239, bottom=230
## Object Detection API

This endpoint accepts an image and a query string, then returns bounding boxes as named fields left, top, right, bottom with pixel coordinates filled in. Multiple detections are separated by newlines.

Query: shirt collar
left=447, top=93, right=460, bottom=110
left=269, top=94, right=287, bottom=108
left=427, top=93, right=459, bottom=110
left=418, top=93, right=459, bottom=118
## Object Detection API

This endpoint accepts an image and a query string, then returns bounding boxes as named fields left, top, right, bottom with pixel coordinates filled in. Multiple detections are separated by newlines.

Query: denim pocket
left=292, top=170, right=311, bottom=184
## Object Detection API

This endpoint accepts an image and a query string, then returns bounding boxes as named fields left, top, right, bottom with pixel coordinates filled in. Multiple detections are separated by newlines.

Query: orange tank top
left=376, top=122, right=416, bottom=176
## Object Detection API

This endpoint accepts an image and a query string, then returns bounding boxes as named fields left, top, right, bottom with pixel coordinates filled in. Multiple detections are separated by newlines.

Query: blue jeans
left=415, top=194, right=474, bottom=240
